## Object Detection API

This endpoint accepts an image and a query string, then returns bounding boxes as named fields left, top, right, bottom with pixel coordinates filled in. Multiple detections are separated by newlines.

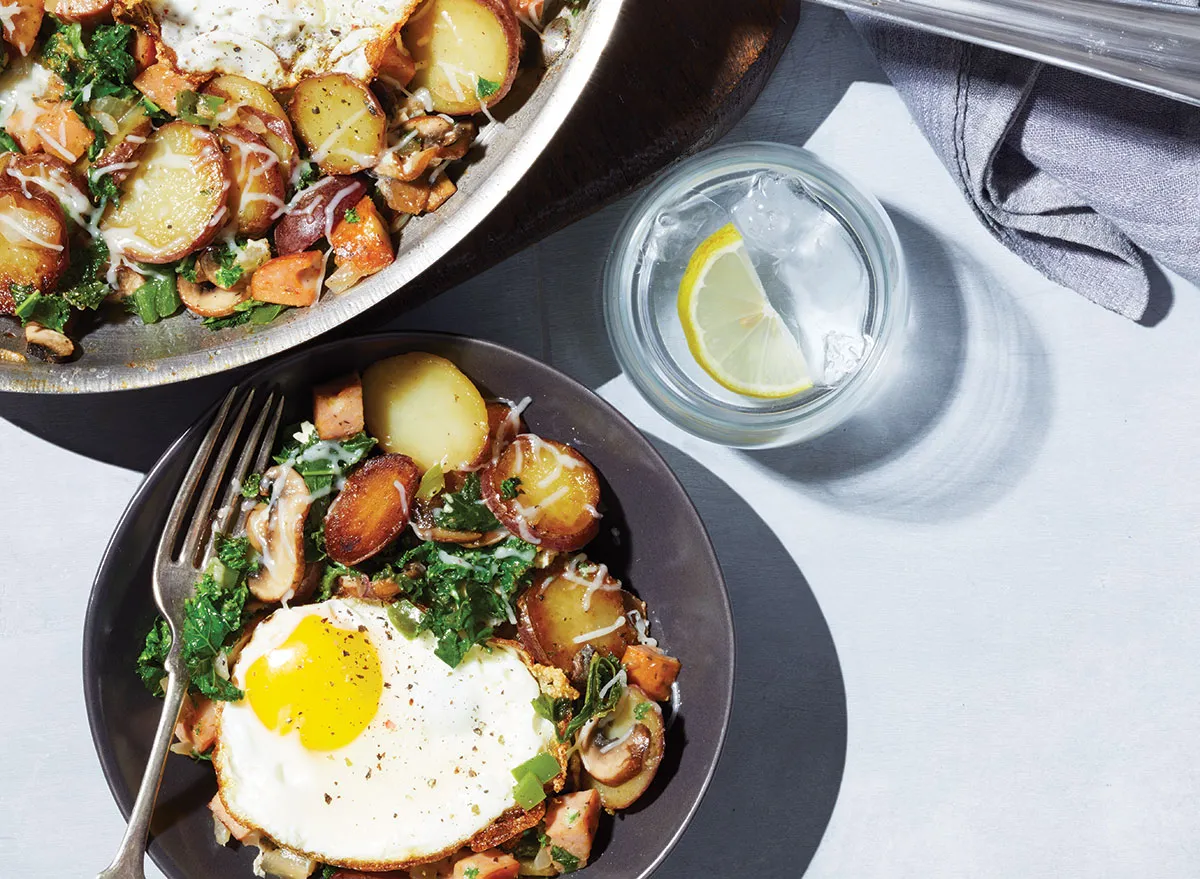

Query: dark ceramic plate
left=84, top=332, right=734, bottom=879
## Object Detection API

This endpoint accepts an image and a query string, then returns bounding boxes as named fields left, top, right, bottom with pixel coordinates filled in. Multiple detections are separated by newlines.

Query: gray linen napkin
left=853, top=3, right=1200, bottom=321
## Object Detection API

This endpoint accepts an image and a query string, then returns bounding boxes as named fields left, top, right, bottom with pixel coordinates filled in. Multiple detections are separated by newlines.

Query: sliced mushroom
left=578, top=714, right=652, bottom=786
left=24, top=322, right=74, bottom=362
left=178, top=275, right=250, bottom=318
left=245, top=466, right=312, bottom=603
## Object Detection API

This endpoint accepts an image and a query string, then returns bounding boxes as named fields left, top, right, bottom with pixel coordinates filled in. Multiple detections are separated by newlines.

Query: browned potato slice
left=91, top=100, right=153, bottom=186
left=100, top=122, right=230, bottom=263
left=323, top=454, right=420, bottom=566
left=218, top=126, right=286, bottom=237
left=272, top=176, right=366, bottom=255
left=517, top=558, right=635, bottom=674
left=583, top=686, right=666, bottom=809
left=288, top=74, right=385, bottom=175
left=246, top=467, right=312, bottom=602
left=466, top=399, right=527, bottom=469
left=481, top=435, right=600, bottom=551
left=2, top=0, right=43, bottom=56
left=0, top=153, right=90, bottom=226
left=0, top=186, right=69, bottom=302
left=204, top=75, right=299, bottom=178
left=403, top=0, right=521, bottom=115
left=362, top=352, right=489, bottom=472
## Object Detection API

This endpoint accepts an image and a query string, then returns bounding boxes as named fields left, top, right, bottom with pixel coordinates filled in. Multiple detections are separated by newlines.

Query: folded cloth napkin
left=852, top=2, right=1200, bottom=321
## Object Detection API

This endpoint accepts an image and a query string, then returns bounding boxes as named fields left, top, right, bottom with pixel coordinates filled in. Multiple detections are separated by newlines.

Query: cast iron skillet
left=84, top=331, right=734, bottom=879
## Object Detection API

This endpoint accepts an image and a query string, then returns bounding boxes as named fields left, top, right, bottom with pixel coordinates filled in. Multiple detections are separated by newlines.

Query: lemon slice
left=677, top=223, right=813, bottom=399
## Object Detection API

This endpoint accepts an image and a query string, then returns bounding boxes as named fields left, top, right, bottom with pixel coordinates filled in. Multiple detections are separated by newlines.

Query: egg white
left=214, top=598, right=557, bottom=868
left=143, top=0, right=423, bottom=89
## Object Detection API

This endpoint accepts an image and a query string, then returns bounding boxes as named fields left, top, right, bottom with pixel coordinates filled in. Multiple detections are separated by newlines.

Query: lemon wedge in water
left=677, top=223, right=813, bottom=399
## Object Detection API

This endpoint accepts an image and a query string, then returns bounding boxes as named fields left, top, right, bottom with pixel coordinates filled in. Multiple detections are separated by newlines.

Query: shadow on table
left=651, top=443, right=847, bottom=879
left=750, top=206, right=1053, bottom=523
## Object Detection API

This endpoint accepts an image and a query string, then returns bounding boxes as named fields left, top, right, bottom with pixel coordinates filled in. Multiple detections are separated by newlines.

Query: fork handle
left=98, top=658, right=188, bottom=879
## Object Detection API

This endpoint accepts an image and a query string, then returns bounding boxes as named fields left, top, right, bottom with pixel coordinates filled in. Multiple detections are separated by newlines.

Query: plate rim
left=83, top=330, right=735, bottom=879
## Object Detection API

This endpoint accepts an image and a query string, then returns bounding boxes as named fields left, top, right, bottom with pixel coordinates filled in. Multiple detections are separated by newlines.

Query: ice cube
left=729, top=171, right=827, bottom=259
left=645, top=190, right=728, bottom=263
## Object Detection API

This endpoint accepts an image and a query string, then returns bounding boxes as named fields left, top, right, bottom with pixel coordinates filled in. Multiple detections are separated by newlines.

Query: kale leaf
left=551, top=847, right=581, bottom=874
left=273, top=425, right=376, bottom=495
left=0, top=129, right=19, bottom=153
left=11, top=285, right=70, bottom=332
left=385, top=537, right=538, bottom=668
left=57, top=237, right=110, bottom=311
left=136, top=617, right=171, bottom=693
left=562, top=652, right=624, bottom=740
left=41, top=20, right=136, bottom=107
left=433, top=472, right=502, bottom=533
left=202, top=301, right=286, bottom=330
left=500, top=476, right=521, bottom=500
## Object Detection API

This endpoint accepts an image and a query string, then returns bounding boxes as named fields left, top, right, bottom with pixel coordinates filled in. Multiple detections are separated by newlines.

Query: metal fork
left=98, top=386, right=285, bottom=879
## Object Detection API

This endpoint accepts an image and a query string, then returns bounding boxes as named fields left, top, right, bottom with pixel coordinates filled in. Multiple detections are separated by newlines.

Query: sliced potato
left=0, top=153, right=90, bottom=226
left=204, top=75, right=299, bottom=178
left=100, top=121, right=230, bottom=263
left=248, top=251, right=324, bottom=307
left=0, top=186, right=69, bottom=300
left=272, top=176, right=366, bottom=255
left=583, top=687, right=666, bottom=810
left=362, top=352, right=489, bottom=472
left=482, top=435, right=601, bottom=551
left=288, top=74, right=385, bottom=175
left=2, top=0, right=42, bottom=56
left=218, top=125, right=286, bottom=237
left=403, top=0, right=521, bottom=115
left=323, top=454, right=420, bottom=566
left=517, top=558, right=635, bottom=674
left=471, top=399, right=527, bottom=467
left=204, top=74, right=289, bottom=122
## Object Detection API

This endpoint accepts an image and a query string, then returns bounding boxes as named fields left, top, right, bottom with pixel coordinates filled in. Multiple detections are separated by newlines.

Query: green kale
left=177, top=254, right=199, bottom=283
left=57, top=237, right=109, bottom=311
left=551, top=847, right=581, bottom=873
left=41, top=21, right=136, bottom=107
left=317, top=560, right=359, bottom=602
left=273, top=426, right=376, bottom=495
left=562, top=652, right=624, bottom=740
left=433, top=473, right=502, bottom=533
left=383, top=537, right=538, bottom=668
left=464, top=867, right=480, bottom=879
left=180, top=572, right=250, bottom=700
left=240, top=473, right=262, bottom=498
left=500, top=476, right=521, bottom=500
left=0, top=129, right=18, bottom=153
left=212, top=245, right=244, bottom=289
left=87, top=165, right=121, bottom=206
left=11, top=285, right=70, bottom=332
left=319, top=867, right=337, bottom=879
left=342, top=207, right=360, bottom=224
left=511, top=829, right=541, bottom=861
left=175, top=90, right=225, bottom=128
left=202, top=301, right=286, bottom=330
left=532, top=692, right=572, bottom=724
left=136, top=617, right=171, bottom=693
left=125, top=270, right=180, bottom=324
left=294, top=160, right=321, bottom=191
left=140, top=96, right=170, bottom=124
left=214, top=534, right=259, bottom=575
left=476, top=76, right=501, bottom=98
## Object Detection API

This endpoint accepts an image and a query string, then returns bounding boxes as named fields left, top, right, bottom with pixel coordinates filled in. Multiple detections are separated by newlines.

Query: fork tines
left=159, top=385, right=286, bottom=574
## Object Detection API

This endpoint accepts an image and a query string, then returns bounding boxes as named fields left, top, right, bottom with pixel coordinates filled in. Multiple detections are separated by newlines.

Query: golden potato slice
left=0, top=186, right=69, bottom=302
left=469, top=399, right=527, bottom=468
left=583, top=687, right=666, bottom=810
left=517, top=557, right=635, bottom=674
left=204, top=76, right=298, bottom=178
left=323, top=454, right=421, bottom=566
left=288, top=74, right=385, bottom=175
left=482, top=435, right=601, bottom=551
left=218, top=126, right=286, bottom=237
left=362, top=352, right=489, bottom=472
left=100, top=121, right=230, bottom=263
left=0, top=153, right=91, bottom=226
left=404, top=0, right=521, bottom=115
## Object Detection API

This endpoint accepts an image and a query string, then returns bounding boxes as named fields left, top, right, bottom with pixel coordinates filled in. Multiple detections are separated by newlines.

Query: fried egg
left=214, top=597, right=557, bottom=868
left=138, top=0, right=424, bottom=89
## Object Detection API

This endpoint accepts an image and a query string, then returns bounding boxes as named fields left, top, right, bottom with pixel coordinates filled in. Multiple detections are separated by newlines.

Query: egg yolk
left=244, top=615, right=383, bottom=750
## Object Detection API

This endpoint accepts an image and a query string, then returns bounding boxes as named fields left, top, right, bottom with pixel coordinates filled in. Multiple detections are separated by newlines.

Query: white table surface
left=5, top=9, right=1200, bottom=878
